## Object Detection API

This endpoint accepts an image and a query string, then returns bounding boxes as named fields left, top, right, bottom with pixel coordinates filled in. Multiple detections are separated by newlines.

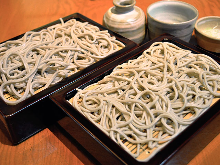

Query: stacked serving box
left=50, top=34, right=220, bottom=164
left=0, top=13, right=137, bottom=145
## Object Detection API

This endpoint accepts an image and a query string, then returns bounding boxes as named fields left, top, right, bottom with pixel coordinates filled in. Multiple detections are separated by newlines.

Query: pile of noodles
left=0, top=18, right=125, bottom=105
left=72, top=42, right=220, bottom=160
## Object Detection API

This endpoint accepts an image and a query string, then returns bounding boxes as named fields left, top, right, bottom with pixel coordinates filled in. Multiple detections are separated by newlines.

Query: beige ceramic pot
left=103, top=0, right=146, bottom=44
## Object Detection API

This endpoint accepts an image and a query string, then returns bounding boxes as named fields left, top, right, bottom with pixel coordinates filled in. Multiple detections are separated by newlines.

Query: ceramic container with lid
left=103, top=0, right=146, bottom=44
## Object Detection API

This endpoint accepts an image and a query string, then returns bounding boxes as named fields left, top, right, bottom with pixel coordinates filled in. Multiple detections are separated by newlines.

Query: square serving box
left=50, top=34, right=220, bottom=165
left=0, top=13, right=137, bottom=145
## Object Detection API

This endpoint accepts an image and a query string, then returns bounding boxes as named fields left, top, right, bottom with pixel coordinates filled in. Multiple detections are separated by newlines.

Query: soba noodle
left=71, top=42, right=220, bottom=160
left=0, top=18, right=125, bottom=105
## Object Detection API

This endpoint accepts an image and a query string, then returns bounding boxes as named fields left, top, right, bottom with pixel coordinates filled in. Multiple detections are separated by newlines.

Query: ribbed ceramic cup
left=103, top=0, right=146, bottom=44
left=147, top=1, right=198, bottom=42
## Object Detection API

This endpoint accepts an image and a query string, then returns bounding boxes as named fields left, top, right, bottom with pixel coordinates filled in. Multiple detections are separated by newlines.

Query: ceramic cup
left=195, top=16, right=220, bottom=53
left=147, top=1, right=198, bottom=42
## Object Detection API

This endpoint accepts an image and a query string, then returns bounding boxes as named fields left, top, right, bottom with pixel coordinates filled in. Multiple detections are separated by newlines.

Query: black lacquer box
left=0, top=13, right=137, bottom=145
left=50, top=34, right=220, bottom=165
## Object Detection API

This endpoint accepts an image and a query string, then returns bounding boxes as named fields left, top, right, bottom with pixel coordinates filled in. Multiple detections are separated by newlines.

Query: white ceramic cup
left=147, top=1, right=198, bottom=42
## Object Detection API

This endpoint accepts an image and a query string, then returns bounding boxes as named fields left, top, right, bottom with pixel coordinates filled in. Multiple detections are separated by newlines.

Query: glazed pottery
left=195, top=16, right=220, bottom=53
left=103, top=0, right=146, bottom=44
left=147, top=1, right=198, bottom=42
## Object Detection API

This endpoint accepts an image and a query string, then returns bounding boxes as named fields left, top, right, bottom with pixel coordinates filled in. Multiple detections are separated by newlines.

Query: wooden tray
left=50, top=34, right=220, bottom=164
left=0, top=13, right=137, bottom=145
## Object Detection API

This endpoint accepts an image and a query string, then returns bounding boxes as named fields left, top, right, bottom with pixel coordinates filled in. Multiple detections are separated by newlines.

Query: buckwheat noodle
left=72, top=42, right=220, bottom=160
left=0, top=18, right=125, bottom=105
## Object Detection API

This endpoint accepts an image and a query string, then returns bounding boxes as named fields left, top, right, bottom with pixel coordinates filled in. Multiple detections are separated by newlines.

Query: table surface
left=0, top=0, right=220, bottom=164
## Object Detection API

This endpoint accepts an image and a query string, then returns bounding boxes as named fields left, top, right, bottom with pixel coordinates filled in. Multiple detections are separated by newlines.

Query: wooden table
left=0, top=0, right=220, bottom=164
